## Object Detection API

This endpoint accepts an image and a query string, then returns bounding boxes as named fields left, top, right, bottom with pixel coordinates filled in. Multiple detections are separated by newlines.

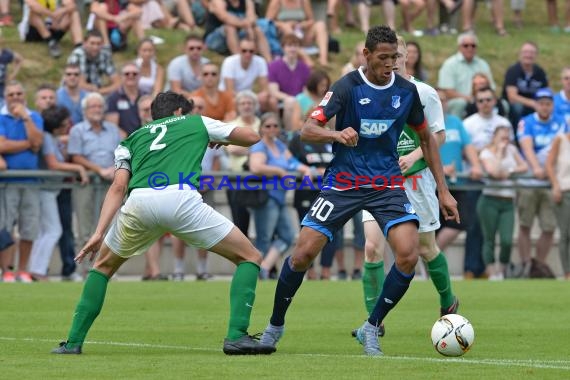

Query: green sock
left=427, top=252, right=454, bottom=309
left=226, top=261, right=259, bottom=341
left=66, top=269, right=109, bottom=348
left=362, top=261, right=384, bottom=315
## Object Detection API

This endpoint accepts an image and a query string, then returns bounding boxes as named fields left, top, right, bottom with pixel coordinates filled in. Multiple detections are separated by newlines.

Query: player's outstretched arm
left=226, top=126, right=261, bottom=147
left=75, top=168, right=130, bottom=263
left=417, top=127, right=460, bottom=223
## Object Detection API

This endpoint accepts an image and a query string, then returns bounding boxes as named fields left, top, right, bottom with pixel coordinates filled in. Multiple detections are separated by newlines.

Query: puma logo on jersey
left=359, top=119, right=395, bottom=138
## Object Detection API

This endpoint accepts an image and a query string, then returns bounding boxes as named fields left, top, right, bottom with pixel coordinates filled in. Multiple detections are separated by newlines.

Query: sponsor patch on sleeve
left=309, top=106, right=328, bottom=123
left=319, top=91, right=333, bottom=107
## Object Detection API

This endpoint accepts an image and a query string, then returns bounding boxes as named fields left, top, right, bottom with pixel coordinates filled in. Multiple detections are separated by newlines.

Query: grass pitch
left=1, top=279, right=569, bottom=379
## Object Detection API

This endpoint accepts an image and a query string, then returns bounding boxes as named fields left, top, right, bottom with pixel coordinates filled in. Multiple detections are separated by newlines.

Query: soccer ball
left=431, top=314, right=475, bottom=357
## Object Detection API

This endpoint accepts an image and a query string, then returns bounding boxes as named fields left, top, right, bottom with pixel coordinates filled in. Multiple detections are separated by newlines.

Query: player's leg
left=354, top=189, right=419, bottom=355
left=53, top=191, right=162, bottom=354
left=411, top=169, right=458, bottom=314
left=262, top=190, right=356, bottom=348
left=53, top=242, right=128, bottom=353
left=361, top=211, right=386, bottom=314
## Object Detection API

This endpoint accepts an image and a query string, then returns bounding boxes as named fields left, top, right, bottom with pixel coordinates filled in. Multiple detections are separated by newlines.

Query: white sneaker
left=149, top=35, right=165, bottom=45
left=62, top=272, right=84, bottom=282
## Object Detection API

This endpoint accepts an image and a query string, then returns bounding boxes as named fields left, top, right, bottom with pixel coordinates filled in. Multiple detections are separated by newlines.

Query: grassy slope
left=3, top=2, right=570, bottom=106
left=0, top=280, right=569, bottom=379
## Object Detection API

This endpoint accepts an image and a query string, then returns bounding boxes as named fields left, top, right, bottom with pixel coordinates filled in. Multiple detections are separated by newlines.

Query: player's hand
left=75, top=233, right=104, bottom=263
left=469, top=165, right=483, bottom=181
left=209, top=141, right=229, bottom=149
left=532, top=167, right=546, bottom=180
left=552, top=186, right=562, bottom=204
left=439, top=189, right=460, bottom=223
left=398, top=154, right=417, bottom=174
left=335, top=127, right=358, bottom=147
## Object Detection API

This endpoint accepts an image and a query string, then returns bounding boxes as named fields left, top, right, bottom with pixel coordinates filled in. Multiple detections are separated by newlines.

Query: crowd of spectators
left=1, top=0, right=570, bottom=283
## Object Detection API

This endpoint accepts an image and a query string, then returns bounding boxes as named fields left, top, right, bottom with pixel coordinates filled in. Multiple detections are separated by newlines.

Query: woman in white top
left=135, top=38, right=165, bottom=97
left=546, top=131, right=570, bottom=280
left=477, top=126, right=528, bottom=280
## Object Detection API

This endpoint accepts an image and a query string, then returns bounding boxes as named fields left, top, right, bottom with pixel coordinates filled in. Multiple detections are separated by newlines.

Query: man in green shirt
left=52, top=91, right=275, bottom=356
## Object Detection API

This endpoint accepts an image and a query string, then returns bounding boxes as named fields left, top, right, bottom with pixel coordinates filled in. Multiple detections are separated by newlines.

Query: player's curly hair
left=365, top=25, right=397, bottom=52
left=151, top=91, right=193, bottom=120
left=42, top=105, right=70, bottom=134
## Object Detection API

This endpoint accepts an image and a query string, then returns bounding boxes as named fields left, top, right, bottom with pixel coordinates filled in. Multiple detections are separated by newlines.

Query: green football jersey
left=115, top=114, right=234, bottom=193
left=397, top=125, right=426, bottom=177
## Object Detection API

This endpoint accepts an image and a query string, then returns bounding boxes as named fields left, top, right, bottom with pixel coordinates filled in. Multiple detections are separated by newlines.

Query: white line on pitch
left=1, top=336, right=569, bottom=371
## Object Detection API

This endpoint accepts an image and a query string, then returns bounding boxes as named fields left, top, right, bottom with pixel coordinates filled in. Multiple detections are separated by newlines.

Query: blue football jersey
left=517, top=112, right=567, bottom=166
left=310, top=69, right=425, bottom=189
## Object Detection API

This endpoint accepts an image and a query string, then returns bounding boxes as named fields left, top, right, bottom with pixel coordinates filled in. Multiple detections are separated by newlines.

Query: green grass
left=1, top=279, right=569, bottom=379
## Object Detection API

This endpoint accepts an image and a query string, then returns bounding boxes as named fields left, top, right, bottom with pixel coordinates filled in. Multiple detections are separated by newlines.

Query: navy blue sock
left=368, top=265, right=414, bottom=326
left=269, top=256, right=306, bottom=326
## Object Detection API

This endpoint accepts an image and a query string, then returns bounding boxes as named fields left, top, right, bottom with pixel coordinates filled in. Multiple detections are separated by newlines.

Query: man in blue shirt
left=517, top=87, right=568, bottom=277
left=0, top=80, right=43, bottom=283
left=259, top=26, right=459, bottom=356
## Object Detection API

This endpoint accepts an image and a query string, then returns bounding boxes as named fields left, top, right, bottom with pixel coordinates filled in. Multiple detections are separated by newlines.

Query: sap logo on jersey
left=359, top=119, right=395, bottom=138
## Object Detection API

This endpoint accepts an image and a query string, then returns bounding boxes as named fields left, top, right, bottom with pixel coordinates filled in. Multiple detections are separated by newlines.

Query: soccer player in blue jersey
left=260, top=25, right=459, bottom=356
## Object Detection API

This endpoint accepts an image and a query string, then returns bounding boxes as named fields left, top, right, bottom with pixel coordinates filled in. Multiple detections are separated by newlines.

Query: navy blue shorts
left=301, top=187, right=419, bottom=241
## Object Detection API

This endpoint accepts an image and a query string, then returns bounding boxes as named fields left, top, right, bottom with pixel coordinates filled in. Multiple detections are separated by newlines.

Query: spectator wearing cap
left=516, top=87, right=568, bottom=277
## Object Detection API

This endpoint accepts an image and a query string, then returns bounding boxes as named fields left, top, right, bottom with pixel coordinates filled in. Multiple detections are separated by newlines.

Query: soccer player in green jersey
left=353, top=35, right=471, bottom=339
left=52, top=91, right=276, bottom=355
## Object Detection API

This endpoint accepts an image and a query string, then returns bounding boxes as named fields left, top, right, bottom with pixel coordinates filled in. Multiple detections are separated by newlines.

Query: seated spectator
left=248, top=112, right=311, bottom=279
left=135, top=38, right=165, bottom=97
left=554, top=66, right=570, bottom=126
left=0, top=30, right=23, bottom=109
left=463, top=86, right=512, bottom=151
left=461, top=0, right=506, bottom=35
left=139, top=0, right=192, bottom=31
left=265, top=0, right=330, bottom=67
left=204, top=0, right=272, bottom=62
left=341, top=41, right=365, bottom=76
left=477, top=126, right=528, bottom=280
left=0, top=0, right=13, bottom=26
left=34, top=83, right=57, bottom=113
left=219, top=38, right=277, bottom=113
left=400, top=0, right=426, bottom=36
left=88, top=0, right=144, bottom=52
left=0, top=81, right=44, bottom=283
left=160, top=0, right=206, bottom=28
left=290, top=69, right=331, bottom=132
left=167, top=33, right=210, bottom=98
left=465, top=72, right=509, bottom=118
left=545, top=0, right=570, bottom=33
left=406, top=41, right=428, bottom=82
left=191, top=63, right=236, bottom=121
left=67, top=29, right=121, bottom=96
left=105, top=62, right=146, bottom=138
left=437, top=32, right=495, bottom=118
left=502, top=42, right=549, bottom=127
left=546, top=128, right=570, bottom=280
left=57, top=63, right=88, bottom=125
left=28, top=105, right=89, bottom=281
left=267, top=34, right=311, bottom=130
left=19, top=0, right=83, bottom=58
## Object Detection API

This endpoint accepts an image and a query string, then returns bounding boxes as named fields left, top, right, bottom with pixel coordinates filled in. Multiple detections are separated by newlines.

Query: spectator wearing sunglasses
left=437, top=32, right=495, bottom=118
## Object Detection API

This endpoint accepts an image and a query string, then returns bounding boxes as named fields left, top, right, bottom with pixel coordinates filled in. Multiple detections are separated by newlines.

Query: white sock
left=174, top=257, right=185, bottom=274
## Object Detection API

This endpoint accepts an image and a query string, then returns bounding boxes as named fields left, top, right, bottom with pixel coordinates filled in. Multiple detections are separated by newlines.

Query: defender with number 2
left=52, top=91, right=276, bottom=356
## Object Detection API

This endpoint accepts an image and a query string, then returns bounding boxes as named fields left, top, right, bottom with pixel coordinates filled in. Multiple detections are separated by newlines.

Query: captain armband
left=114, top=159, right=131, bottom=172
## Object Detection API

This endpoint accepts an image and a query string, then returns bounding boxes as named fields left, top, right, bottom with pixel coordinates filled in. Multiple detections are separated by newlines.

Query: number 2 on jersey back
left=150, top=124, right=167, bottom=151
